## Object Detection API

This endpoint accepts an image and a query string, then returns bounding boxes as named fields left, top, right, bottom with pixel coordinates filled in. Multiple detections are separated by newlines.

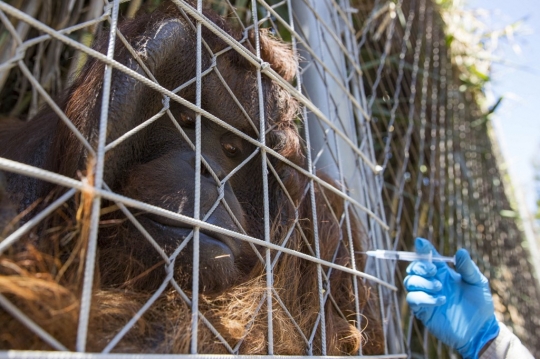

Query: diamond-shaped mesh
left=0, top=0, right=539, bottom=358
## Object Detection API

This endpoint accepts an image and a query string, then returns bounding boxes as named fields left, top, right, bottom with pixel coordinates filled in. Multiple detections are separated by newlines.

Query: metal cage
left=0, top=0, right=539, bottom=358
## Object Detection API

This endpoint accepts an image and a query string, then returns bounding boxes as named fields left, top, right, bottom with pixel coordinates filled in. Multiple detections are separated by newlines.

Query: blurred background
left=468, top=0, right=540, bottom=238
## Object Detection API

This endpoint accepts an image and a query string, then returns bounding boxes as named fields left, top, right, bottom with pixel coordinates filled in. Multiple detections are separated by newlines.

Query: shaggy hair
left=0, top=1, right=384, bottom=354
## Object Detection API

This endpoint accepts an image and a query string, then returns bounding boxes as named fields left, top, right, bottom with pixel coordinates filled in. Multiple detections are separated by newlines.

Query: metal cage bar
left=0, top=0, right=539, bottom=357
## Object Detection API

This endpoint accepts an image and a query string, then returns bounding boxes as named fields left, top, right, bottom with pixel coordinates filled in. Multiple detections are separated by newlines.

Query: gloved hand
left=404, top=238, right=500, bottom=359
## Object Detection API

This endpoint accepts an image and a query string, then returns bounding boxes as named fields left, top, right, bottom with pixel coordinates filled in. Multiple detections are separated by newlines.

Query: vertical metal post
left=190, top=0, right=203, bottom=353
left=251, top=0, right=274, bottom=353
left=76, top=0, right=120, bottom=352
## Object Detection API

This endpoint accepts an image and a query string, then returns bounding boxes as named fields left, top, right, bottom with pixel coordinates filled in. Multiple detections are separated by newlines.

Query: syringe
left=365, top=249, right=455, bottom=264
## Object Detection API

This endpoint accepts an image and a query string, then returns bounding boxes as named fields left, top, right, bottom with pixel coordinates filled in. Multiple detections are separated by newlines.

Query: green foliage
left=436, top=0, right=524, bottom=113
left=470, top=96, right=503, bottom=127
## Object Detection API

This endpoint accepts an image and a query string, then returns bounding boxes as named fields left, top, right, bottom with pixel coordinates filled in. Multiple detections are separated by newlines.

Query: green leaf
left=500, top=209, right=517, bottom=218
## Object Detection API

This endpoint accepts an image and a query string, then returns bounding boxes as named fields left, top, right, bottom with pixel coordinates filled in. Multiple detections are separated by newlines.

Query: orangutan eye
left=179, top=113, right=194, bottom=126
left=222, top=142, right=238, bottom=156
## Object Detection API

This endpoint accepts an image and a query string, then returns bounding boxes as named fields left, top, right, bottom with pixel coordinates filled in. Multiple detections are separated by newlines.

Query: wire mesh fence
left=351, top=0, right=540, bottom=355
left=0, top=0, right=538, bottom=358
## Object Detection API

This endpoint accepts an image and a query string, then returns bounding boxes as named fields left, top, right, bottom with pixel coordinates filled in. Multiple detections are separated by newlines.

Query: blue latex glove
left=404, top=238, right=500, bottom=359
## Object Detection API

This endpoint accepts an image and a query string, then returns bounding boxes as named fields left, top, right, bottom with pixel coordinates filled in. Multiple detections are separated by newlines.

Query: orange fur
left=0, top=1, right=383, bottom=354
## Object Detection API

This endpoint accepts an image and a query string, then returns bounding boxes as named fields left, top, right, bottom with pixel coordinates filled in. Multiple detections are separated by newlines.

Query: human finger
left=406, top=290, right=446, bottom=308
left=455, top=248, right=486, bottom=286
left=414, top=237, right=437, bottom=254
left=406, top=260, right=437, bottom=277
left=404, top=275, right=442, bottom=294
left=415, top=237, right=447, bottom=269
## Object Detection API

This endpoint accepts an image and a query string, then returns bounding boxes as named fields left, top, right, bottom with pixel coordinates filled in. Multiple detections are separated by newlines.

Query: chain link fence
left=0, top=0, right=538, bottom=357
left=351, top=0, right=540, bottom=355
